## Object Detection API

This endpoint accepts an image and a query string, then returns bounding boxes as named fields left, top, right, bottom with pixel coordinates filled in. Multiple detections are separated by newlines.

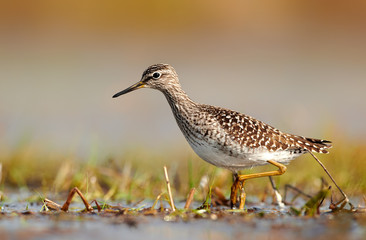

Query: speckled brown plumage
left=113, top=63, right=332, bottom=172
left=204, top=105, right=331, bottom=154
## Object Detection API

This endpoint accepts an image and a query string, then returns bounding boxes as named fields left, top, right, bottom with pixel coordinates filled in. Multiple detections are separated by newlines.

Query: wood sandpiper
left=113, top=63, right=334, bottom=209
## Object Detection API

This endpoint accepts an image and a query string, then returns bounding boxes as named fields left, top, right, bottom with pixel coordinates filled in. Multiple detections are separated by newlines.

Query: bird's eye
left=152, top=72, right=161, bottom=79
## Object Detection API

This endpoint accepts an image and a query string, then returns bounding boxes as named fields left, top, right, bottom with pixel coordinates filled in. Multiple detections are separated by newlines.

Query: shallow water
left=1, top=196, right=365, bottom=240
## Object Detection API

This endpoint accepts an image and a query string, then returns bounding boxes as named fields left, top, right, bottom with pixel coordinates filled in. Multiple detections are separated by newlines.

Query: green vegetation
left=0, top=133, right=365, bottom=206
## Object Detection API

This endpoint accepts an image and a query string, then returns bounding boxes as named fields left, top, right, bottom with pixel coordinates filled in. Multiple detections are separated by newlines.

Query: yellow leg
left=230, top=160, right=287, bottom=209
left=230, top=174, right=240, bottom=208
left=239, top=181, right=246, bottom=210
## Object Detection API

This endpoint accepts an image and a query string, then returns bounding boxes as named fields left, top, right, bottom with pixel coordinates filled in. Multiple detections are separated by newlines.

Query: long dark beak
left=112, top=81, right=145, bottom=98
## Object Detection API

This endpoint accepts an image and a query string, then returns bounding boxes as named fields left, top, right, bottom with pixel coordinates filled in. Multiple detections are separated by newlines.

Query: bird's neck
left=161, top=85, right=198, bottom=118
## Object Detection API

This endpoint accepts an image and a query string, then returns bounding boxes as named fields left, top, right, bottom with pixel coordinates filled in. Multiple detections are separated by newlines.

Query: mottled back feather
left=202, top=105, right=331, bottom=154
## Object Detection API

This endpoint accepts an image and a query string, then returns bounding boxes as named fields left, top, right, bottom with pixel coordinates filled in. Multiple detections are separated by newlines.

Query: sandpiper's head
left=113, top=63, right=180, bottom=98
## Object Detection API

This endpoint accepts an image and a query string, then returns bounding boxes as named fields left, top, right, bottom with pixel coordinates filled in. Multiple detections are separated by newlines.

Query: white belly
left=187, top=137, right=302, bottom=172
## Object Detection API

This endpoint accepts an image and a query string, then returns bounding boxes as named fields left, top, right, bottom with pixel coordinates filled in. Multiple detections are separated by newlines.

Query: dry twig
left=269, top=176, right=285, bottom=208
left=164, top=166, right=175, bottom=212
left=60, top=187, right=93, bottom=212
left=308, top=151, right=354, bottom=209
left=184, top=188, right=196, bottom=209
left=44, top=198, right=62, bottom=211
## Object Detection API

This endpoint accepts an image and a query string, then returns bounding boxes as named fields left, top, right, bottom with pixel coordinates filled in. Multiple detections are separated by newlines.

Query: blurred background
left=0, top=1, right=365, bottom=199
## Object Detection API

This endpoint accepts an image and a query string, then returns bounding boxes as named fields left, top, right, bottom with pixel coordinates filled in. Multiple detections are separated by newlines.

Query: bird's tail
left=290, top=135, right=332, bottom=154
